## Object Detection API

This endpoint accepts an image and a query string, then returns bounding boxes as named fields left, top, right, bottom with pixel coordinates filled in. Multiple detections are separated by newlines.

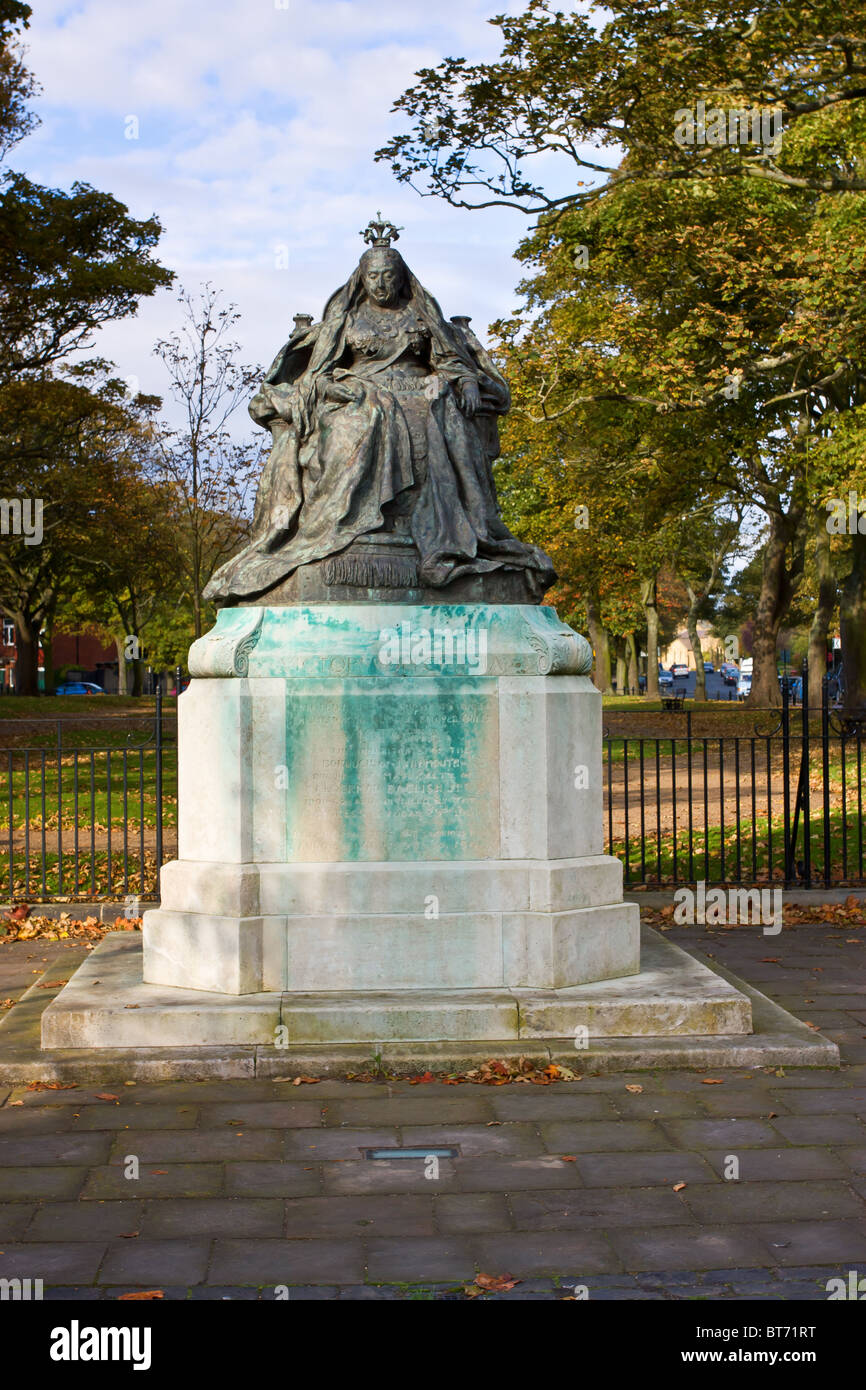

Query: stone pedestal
left=140, top=604, right=640, bottom=1030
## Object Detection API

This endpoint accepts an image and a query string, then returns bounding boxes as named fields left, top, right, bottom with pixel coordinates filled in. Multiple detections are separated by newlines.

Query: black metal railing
left=1, top=687, right=177, bottom=904
left=604, top=664, right=866, bottom=888
left=1, top=668, right=862, bottom=902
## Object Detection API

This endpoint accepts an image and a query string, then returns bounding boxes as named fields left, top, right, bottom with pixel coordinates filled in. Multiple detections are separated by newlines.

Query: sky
left=14, top=0, right=564, bottom=410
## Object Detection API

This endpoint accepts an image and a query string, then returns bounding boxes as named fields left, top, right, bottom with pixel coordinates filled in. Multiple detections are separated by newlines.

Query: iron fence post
left=155, top=684, right=163, bottom=874
left=822, top=672, right=832, bottom=887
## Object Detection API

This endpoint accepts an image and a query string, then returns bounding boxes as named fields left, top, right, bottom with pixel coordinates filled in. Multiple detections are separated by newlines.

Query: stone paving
left=0, top=919, right=865, bottom=1300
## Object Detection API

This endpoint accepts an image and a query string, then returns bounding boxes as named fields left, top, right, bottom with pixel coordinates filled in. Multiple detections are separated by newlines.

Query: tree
left=0, top=175, right=173, bottom=383
left=0, top=1, right=36, bottom=161
left=379, top=2, right=866, bottom=708
left=149, top=285, right=261, bottom=639
left=57, top=455, right=187, bottom=696
left=0, top=375, right=138, bottom=693
left=0, top=0, right=172, bottom=386
left=671, top=502, right=744, bottom=700
left=377, top=0, right=866, bottom=214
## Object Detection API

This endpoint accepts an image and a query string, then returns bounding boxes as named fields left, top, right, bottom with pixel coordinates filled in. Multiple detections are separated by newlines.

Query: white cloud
left=15, top=0, right=546, bottom=417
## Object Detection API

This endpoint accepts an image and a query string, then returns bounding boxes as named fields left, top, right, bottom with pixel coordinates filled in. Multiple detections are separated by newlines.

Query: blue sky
left=15, top=0, right=560, bottom=404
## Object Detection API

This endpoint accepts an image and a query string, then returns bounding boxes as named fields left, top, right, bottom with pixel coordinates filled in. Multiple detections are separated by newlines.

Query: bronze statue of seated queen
left=204, top=216, right=556, bottom=607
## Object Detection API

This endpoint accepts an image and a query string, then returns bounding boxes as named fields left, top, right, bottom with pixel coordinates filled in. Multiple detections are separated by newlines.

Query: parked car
left=658, top=668, right=674, bottom=689
left=54, top=682, right=105, bottom=695
left=703, top=661, right=714, bottom=673
left=737, top=671, right=752, bottom=700
left=670, top=663, right=690, bottom=679
left=780, top=674, right=803, bottom=703
left=720, top=662, right=739, bottom=685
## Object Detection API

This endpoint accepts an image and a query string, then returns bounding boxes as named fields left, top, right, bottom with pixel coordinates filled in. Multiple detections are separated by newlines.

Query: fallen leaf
left=474, top=1272, right=520, bottom=1293
left=37, top=980, right=68, bottom=989
left=26, top=1081, right=77, bottom=1091
left=409, top=1072, right=435, bottom=1085
left=292, top=1076, right=320, bottom=1085
left=95, top=1093, right=119, bottom=1102
left=760, top=958, right=781, bottom=963
left=149, top=1170, right=168, bottom=1176
left=560, top=1155, right=578, bottom=1162
left=117, top=1291, right=163, bottom=1300
left=701, top=1079, right=724, bottom=1085
left=625, top=1084, right=643, bottom=1094
left=118, top=1231, right=140, bottom=1239
left=673, top=1182, right=687, bottom=1192
left=8, top=1100, right=23, bottom=1106
left=486, top=1121, right=503, bottom=1127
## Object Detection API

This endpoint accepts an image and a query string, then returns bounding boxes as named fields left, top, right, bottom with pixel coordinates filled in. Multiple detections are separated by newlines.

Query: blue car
left=780, top=675, right=803, bottom=703
left=55, top=682, right=105, bottom=695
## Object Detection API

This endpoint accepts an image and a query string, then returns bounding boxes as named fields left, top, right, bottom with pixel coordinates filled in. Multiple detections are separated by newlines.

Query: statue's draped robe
left=204, top=266, right=555, bottom=602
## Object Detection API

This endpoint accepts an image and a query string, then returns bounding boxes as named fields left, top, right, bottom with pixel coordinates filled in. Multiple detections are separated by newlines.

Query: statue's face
left=362, top=258, right=403, bottom=306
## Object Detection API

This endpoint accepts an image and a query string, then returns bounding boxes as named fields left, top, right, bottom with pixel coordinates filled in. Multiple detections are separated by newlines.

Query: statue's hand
left=322, top=378, right=364, bottom=405
left=460, top=379, right=481, bottom=418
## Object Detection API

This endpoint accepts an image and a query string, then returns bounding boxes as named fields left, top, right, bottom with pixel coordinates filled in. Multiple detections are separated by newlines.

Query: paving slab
left=473, top=1230, right=621, bottom=1275
left=98, top=1238, right=211, bottom=1286
left=508, top=1188, right=692, bottom=1230
left=207, top=1238, right=365, bottom=1285
left=608, top=1225, right=770, bottom=1271
left=365, top=1236, right=474, bottom=1282
left=700, top=1147, right=852, bottom=1181
left=139, top=1198, right=285, bottom=1239
left=433, top=1192, right=512, bottom=1234
left=283, top=1194, right=436, bottom=1239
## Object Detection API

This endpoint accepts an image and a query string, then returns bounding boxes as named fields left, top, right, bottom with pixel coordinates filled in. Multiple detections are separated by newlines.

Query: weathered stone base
left=43, top=927, right=755, bottom=1051
left=0, top=929, right=832, bottom=1081
left=144, top=856, right=640, bottom=995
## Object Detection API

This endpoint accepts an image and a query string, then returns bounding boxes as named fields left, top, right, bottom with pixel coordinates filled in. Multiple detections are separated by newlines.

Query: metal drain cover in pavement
left=361, top=1147, right=459, bottom=1160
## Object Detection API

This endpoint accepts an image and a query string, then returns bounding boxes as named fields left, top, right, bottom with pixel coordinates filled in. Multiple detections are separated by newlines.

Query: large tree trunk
left=685, top=586, right=706, bottom=702
left=14, top=612, right=40, bottom=696
left=641, top=574, right=659, bottom=697
left=808, top=511, right=836, bottom=701
left=115, top=635, right=129, bottom=696
left=746, top=513, right=793, bottom=707
left=840, top=525, right=866, bottom=712
left=614, top=638, right=627, bottom=695
left=585, top=591, right=612, bottom=694
left=130, top=655, right=143, bottom=696
left=626, top=632, right=639, bottom=695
